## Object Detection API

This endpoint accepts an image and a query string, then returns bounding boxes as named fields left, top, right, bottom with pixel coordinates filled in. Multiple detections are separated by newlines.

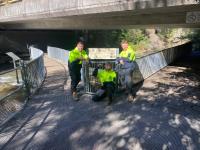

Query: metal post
left=6, top=52, right=22, bottom=84
left=13, top=59, right=19, bottom=84
left=20, top=61, right=30, bottom=97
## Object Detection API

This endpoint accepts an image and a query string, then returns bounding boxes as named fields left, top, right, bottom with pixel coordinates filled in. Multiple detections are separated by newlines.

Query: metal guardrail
left=0, top=68, right=17, bottom=76
left=47, top=46, right=69, bottom=64
left=22, top=47, right=46, bottom=95
left=133, top=42, right=191, bottom=82
left=0, top=47, right=46, bottom=126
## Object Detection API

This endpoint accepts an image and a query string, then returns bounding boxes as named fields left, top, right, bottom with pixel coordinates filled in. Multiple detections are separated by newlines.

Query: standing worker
left=92, top=63, right=116, bottom=105
left=68, top=41, right=88, bottom=100
left=116, top=40, right=136, bottom=102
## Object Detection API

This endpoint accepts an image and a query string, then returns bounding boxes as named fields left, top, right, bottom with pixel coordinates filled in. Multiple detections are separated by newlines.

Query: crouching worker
left=92, top=63, right=116, bottom=105
left=68, top=41, right=88, bottom=100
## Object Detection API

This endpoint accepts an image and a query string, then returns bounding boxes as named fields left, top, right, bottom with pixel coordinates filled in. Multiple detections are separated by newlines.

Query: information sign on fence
left=88, top=48, right=119, bottom=59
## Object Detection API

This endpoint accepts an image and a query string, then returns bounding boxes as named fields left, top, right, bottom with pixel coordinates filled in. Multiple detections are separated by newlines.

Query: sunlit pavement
left=0, top=55, right=199, bottom=150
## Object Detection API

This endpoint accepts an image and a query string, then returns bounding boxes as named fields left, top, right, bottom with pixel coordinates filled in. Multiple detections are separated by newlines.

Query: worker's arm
left=128, top=51, right=136, bottom=61
left=83, top=51, right=89, bottom=59
left=118, top=52, right=135, bottom=63
left=80, top=51, right=89, bottom=61
left=116, top=51, right=129, bottom=64
left=116, top=57, right=129, bottom=65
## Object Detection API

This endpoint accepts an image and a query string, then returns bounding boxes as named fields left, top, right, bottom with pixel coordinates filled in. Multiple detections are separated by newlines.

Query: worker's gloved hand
left=120, top=59, right=124, bottom=65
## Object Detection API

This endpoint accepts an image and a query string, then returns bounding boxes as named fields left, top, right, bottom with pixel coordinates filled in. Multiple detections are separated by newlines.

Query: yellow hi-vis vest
left=119, top=46, right=136, bottom=61
left=97, top=69, right=116, bottom=84
left=69, top=47, right=88, bottom=64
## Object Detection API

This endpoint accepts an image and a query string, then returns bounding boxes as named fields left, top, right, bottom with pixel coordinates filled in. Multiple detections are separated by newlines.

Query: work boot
left=127, top=94, right=135, bottom=102
left=72, top=92, right=79, bottom=101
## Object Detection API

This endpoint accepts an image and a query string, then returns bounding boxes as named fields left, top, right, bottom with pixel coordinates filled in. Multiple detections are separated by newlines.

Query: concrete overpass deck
left=0, top=0, right=199, bottom=29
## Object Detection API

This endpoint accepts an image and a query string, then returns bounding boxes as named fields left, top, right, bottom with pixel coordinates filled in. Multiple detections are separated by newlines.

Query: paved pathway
left=0, top=56, right=200, bottom=150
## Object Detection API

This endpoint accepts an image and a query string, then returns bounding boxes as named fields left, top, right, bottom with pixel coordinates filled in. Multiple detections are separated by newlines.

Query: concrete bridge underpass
left=0, top=0, right=199, bottom=29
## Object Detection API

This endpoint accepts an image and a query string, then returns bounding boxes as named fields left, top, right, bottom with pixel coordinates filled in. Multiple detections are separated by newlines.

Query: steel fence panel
left=0, top=47, right=46, bottom=126
left=83, top=60, right=116, bottom=94
left=47, top=46, right=69, bottom=64
left=23, top=47, right=46, bottom=95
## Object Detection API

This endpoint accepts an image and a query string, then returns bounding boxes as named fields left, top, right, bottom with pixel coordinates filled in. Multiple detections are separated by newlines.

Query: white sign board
left=88, top=48, right=119, bottom=59
left=186, top=11, right=200, bottom=23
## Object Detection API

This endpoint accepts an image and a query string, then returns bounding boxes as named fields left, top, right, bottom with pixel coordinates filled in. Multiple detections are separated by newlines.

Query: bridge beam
left=0, top=0, right=199, bottom=29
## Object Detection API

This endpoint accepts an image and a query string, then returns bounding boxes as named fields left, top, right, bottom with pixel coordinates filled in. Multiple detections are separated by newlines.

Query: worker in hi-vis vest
left=116, top=40, right=136, bottom=102
left=92, top=63, right=116, bottom=105
left=68, top=41, right=88, bottom=100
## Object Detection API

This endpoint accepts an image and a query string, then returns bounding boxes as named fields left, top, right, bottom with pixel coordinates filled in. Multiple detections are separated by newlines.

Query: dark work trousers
left=68, top=61, right=82, bottom=93
left=92, top=82, right=115, bottom=102
left=118, top=61, right=136, bottom=95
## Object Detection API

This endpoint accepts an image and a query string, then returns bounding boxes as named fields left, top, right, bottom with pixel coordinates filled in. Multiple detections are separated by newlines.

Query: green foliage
left=86, top=28, right=191, bottom=53
left=157, top=29, right=176, bottom=40
left=87, top=30, right=122, bottom=48
left=187, top=29, right=200, bottom=51
left=119, top=29, right=149, bottom=51
left=120, top=29, right=147, bottom=45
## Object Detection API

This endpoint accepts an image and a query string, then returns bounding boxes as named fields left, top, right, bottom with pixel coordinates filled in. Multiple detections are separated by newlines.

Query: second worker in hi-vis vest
left=116, top=40, right=136, bottom=102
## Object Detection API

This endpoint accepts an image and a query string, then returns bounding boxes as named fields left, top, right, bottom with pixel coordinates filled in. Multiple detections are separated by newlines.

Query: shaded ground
left=0, top=55, right=199, bottom=150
